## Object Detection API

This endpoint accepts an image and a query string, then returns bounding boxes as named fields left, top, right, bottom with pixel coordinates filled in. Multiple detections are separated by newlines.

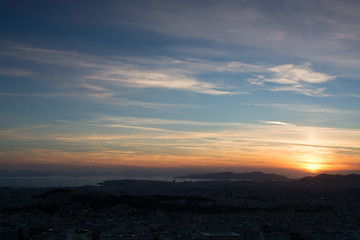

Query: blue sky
left=0, top=0, right=359, bottom=176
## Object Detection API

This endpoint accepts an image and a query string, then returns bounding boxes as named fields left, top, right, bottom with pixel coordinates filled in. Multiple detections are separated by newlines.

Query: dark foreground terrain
left=1, top=179, right=360, bottom=240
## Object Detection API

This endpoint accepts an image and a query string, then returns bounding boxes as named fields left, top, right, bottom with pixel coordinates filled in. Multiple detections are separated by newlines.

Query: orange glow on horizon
left=0, top=132, right=357, bottom=177
left=303, top=163, right=323, bottom=173
left=1, top=147, right=355, bottom=175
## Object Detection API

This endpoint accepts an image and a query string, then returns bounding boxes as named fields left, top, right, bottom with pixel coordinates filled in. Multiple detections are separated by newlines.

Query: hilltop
left=299, top=173, right=360, bottom=183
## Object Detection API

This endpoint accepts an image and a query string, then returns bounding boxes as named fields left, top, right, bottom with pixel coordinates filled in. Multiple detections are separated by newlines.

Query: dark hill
left=299, top=173, right=360, bottom=183
left=176, top=171, right=290, bottom=182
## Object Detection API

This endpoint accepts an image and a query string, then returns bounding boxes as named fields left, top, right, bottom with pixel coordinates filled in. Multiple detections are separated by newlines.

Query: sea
left=0, top=176, right=177, bottom=188
left=0, top=176, right=252, bottom=188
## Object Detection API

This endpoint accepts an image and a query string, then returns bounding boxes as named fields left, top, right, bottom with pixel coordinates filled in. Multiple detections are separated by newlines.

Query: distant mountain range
left=2, top=169, right=360, bottom=184
left=177, top=171, right=360, bottom=183
left=299, top=173, right=360, bottom=183
left=176, top=171, right=290, bottom=182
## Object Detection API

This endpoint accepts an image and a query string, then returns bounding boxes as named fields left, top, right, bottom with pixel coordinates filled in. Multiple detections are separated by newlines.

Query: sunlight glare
left=305, top=163, right=323, bottom=173
left=299, top=151, right=327, bottom=173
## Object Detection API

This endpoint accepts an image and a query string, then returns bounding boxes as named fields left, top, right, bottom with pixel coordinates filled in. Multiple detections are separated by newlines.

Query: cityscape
left=1, top=172, right=360, bottom=240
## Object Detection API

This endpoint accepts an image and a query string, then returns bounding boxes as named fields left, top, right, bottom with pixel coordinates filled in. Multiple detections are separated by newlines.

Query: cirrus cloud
left=248, top=63, right=336, bottom=96
left=266, top=63, right=336, bottom=84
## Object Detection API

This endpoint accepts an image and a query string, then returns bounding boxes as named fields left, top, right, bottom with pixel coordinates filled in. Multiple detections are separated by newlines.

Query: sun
left=298, top=152, right=328, bottom=174
left=305, top=163, right=323, bottom=173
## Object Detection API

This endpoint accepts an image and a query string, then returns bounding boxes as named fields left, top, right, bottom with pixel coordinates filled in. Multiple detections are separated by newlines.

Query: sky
left=0, top=0, right=359, bottom=177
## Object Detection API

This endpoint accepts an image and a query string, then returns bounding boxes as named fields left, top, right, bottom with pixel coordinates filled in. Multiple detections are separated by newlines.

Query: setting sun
left=304, top=163, right=323, bottom=173
left=296, top=150, right=330, bottom=174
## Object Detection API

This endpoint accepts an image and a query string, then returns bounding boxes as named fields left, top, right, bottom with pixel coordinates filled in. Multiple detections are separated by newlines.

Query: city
left=1, top=175, right=360, bottom=240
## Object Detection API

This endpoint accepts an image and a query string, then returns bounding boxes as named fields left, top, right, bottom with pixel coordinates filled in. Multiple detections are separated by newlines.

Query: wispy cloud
left=346, top=94, right=360, bottom=98
left=0, top=91, right=199, bottom=110
left=3, top=116, right=360, bottom=147
left=258, top=121, right=291, bottom=126
left=3, top=44, right=339, bottom=97
left=1, top=118, right=359, bottom=171
left=91, top=115, right=249, bottom=127
left=269, top=85, right=328, bottom=97
left=267, top=64, right=335, bottom=84
left=86, top=67, right=233, bottom=95
left=1, top=44, right=239, bottom=95
left=109, top=0, right=360, bottom=71
left=248, top=63, right=336, bottom=96
left=245, top=103, right=354, bottom=114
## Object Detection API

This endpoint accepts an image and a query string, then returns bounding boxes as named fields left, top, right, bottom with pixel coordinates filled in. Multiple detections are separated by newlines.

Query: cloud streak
left=244, top=103, right=355, bottom=114
left=1, top=45, right=239, bottom=95
left=267, top=64, right=335, bottom=84
left=57, top=0, right=355, bottom=73
left=2, top=44, right=339, bottom=97
left=248, top=63, right=336, bottom=96
left=1, top=117, right=359, bottom=172
left=87, top=67, right=233, bottom=95
left=2, top=116, right=359, bottom=148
